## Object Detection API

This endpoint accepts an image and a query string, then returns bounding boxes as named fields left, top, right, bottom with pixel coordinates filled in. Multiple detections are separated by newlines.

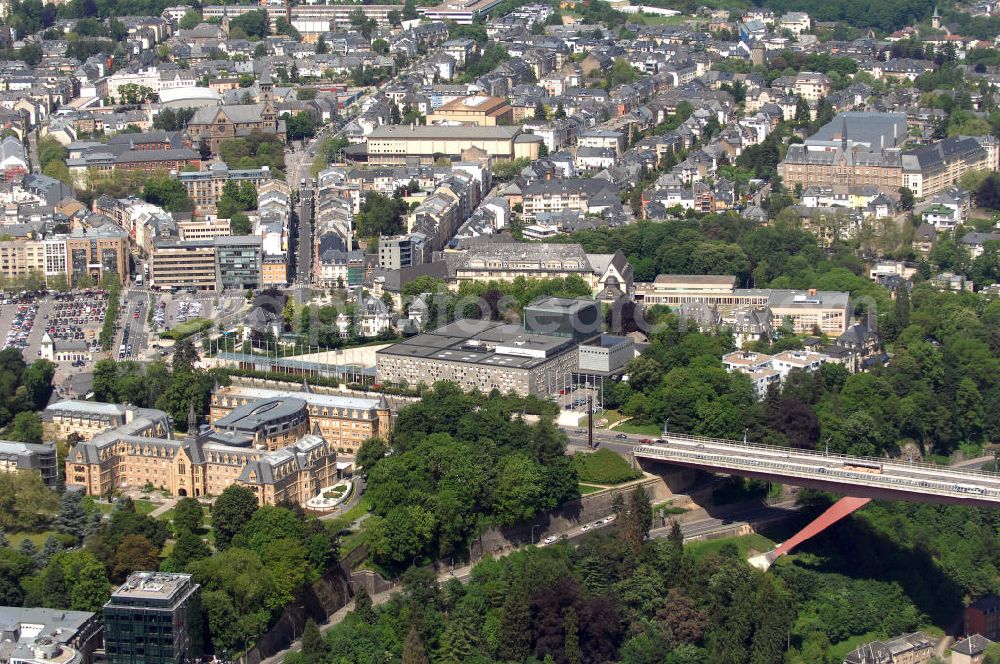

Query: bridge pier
left=749, top=496, right=871, bottom=571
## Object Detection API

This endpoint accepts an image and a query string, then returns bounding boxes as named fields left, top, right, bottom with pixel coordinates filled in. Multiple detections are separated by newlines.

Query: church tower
left=931, top=6, right=941, bottom=30
left=258, top=71, right=277, bottom=127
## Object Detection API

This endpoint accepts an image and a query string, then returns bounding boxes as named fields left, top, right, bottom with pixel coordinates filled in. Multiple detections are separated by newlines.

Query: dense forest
left=315, top=491, right=1000, bottom=664
left=357, top=384, right=579, bottom=573
left=761, top=0, right=934, bottom=32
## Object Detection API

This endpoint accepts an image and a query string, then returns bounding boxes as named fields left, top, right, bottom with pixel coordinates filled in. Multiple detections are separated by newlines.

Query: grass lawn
left=614, top=421, right=662, bottom=436
left=162, top=317, right=212, bottom=341
left=579, top=483, right=605, bottom=495
left=572, top=448, right=642, bottom=484
left=684, top=532, right=775, bottom=560
left=156, top=508, right=175, bottom=522
left=325, top=495, right=371, bottom=533
left=653, top=500, right=688, bottom=516
left=631, top=13, right=691, bottom=25
left=7, top=530, right=60, bottom=548
left=134, top=499, right=157, bottom=515
left=585, top=409, right=624, bottom=428
left=339, top=528, right=367, bottom=557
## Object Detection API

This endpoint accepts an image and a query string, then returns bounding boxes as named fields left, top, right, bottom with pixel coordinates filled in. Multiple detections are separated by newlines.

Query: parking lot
left=44, top=290, right=109, bottom=361
left=557, top=385, right=602, bottom=412
left=1, top=298, right=39, bottom=352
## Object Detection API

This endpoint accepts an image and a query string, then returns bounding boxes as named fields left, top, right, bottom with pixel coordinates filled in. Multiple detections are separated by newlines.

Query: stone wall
left=239, top=565, right=353, bottom=664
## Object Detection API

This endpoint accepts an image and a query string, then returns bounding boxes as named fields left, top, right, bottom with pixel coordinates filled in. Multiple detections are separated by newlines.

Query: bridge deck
left=635, top=433, right=1000, bottom=505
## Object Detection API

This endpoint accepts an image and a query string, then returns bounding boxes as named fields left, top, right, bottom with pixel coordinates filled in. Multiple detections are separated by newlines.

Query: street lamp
left=743, top=428, right=749, bottom=448
left=531, top=524, right=539, bottom=544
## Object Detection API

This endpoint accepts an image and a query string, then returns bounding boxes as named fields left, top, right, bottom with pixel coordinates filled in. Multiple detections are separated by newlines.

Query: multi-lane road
left=635, top=432, right=1000, bottom=507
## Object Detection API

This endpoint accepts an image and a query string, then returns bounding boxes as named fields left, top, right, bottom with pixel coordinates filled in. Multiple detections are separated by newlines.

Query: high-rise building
left=103, top=572, right=201, bottom=664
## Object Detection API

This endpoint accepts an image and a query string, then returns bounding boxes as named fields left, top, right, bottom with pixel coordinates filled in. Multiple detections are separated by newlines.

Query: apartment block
left=174, top=162, right=274, bottom=212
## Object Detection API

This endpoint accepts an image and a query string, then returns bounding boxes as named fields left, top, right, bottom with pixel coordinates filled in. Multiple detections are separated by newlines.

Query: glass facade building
left=103, top=572, right=201, bottom=664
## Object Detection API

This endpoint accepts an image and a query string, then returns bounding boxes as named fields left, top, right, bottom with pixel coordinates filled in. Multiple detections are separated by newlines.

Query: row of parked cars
left=4, top=303, right=37, bottom=351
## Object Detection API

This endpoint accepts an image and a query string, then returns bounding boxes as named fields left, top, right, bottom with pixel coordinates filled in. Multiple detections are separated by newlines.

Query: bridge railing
left=635, top=445, right=1000, bottom=500
left=655, top=432, right=1000, bottom=481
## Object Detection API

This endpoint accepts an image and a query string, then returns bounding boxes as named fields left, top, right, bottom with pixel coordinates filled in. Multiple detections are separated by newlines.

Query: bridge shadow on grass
left=766, top=497, right=963, bottom=626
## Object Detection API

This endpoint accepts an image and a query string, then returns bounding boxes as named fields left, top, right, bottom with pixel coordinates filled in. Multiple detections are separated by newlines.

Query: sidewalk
left=148, top=497, right=178, bottom=519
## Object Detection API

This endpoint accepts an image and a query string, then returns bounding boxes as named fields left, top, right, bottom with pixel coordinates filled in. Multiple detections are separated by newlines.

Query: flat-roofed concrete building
left=426, top=95, right=513, bottom=126
left=103, top=573, right=201, bottom=664
left=376, top=311, right=592, bottom=397
left=578, top=335, right=634, bottom=374
left=365, top=125, right=539, bottom=165
left=417, top=0, right=504, bottom=24
left=150, top=239, right=217, bottom=291
left=0, top=606, right=103, bottom=664
left=150, top=236, right=262, bottom=291
left=0, top=440, right=58, bottom=488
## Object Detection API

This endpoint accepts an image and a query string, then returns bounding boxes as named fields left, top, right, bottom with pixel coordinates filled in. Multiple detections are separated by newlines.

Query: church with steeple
left=186, top=71, right=287, bottom=155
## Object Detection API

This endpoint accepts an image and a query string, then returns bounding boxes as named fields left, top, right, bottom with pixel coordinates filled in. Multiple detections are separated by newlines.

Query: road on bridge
left=635, top=433, right=1000, bottom=507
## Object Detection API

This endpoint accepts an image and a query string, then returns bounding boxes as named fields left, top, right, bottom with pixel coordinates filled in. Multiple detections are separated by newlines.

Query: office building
left=378, top=233, right=427, bottom=270
left=0, top=225, right=129, bottom=289
left=0, top=440, right=58, bottom=488
left=364, top=125, right=539, bottom=165
left=210, top=396, right=310, bottom=451
left=0, top=607, right=102, bottom=664
left=150, top=236, right=262, bottom=291
left=289, top=3, right=401, bottom=40
left=779, top=113, right=907, bottom=192
left=103, top=573, right=201, bottom=664
left=901, top=136, right=998, bottom=198
left=417, top=0, right=504, bottom=24
left=215, top=235, right=262, bottom=291
left=377, top=318, right=582, bottom=396
left=42, top=400, right=171, bottom=444
left=634, top=275, right=851, bottom=335
left=523, top=297, right=601, bottom=343
left=578, top=335, right=635, bottom=374
left=150, top=240, right=217, bottom=291
left=63, top=385, right=370, bottom=500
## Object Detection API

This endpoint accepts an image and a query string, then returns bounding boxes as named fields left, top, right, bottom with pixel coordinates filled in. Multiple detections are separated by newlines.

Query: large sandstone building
left=61, top=382, right=390, bottom=505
